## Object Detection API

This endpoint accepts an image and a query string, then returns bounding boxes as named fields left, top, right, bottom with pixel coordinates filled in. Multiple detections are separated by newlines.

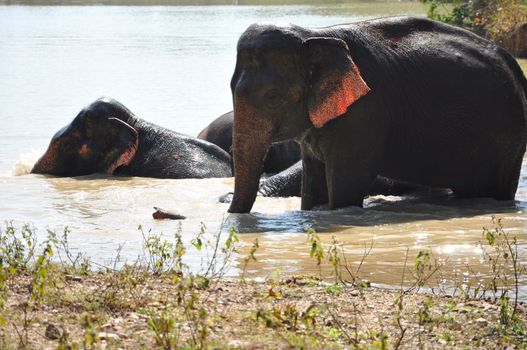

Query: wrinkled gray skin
left=228, top=16, right=527, bottom=213
left=197, top=109, right=431, bottom=200
left=197, top=111, right=301, bottom=173
left=31, top=98, right=233, bottom=178
left=196, top=110, right=437, bottom=200
left=198, top=110, right=302, bottom=199
left=31, top=98, right=299, bottom=198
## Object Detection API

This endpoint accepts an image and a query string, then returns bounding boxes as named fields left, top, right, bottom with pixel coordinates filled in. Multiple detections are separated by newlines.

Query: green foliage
left=325, top=326, right=342, bottom=340
left=48, top=227, right=90, bottom=275
left=485, top=0, right=527, bottom=39
left=423, top=0, right=475, bottom=27
left=143, top=222, right=243, bottom=349
left=255, top=303, right=319, bottom=332
left=324, top=283, right=342, bottom=295
left=241, top=237, right=259, bottom=281
left=481, top=216, right=525, bottom=321
left=418, top=296, right=435, bottom=327
left=140, top=224, right=186, bottom=274
left=80, top=312, right=99, bottom=349
left=0, top=261, right=6, bottom=341
left=0, top=222, right=37, bottom=273
left=421, top=0, right=527, bottom=42
left=0, top=260, right=7, bottom=311
left=225, top=224, right=239, bottom=251
left=197, top=222, right=240, bottom=279
left=327, top=235, right=342, bottom=284
left=31, top=242, right=53, bottom=303
left=414, top=250, right=431, bottom=274
left=191, top=222, right=206, bottom=252
left=148, top=308, right=180, bottom=349
left=305, top=226, right=324, bottom=276
left=412, top=250, right=437, bottom=289
left=367, top=330, right=389, bottom=350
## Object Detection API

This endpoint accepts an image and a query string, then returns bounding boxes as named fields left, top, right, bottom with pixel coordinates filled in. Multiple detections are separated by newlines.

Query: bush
left=421, top=0, right=527, bottom=56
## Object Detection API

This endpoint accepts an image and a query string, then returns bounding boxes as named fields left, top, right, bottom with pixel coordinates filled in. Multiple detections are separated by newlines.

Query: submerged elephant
left=228, top=16, right=527, bottom=213
left=256, top=160, right=429, bottom=199
left=197, top=110, right=301, bottom=174
left=31, top=98, right=302, bottom=198
left=31, top=98, right=233, bottom=178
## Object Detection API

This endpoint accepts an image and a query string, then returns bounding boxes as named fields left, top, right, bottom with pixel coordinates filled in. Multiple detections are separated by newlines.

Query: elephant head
left=31, top=98, right=139, bottom=176
left=228, top=24, right=370, bottom=213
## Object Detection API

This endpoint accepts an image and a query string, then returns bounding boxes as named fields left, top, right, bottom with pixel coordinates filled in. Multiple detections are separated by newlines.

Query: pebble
left=98, top=332, right=121, bottom=341
left=350, top=290, right=360, bottom=297
left=483, top=304, right=498, bottom=311
left=128, top=313, right=140, bottom=320
left=474, top=317, right=488, bottom=326
left=45, top=323, right=61, bottom=340
left=65, top=275, right=82, bottom=282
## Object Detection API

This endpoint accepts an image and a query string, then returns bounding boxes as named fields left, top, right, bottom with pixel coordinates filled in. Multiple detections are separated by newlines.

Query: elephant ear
left=304, top=37, right=370, bottom=128
left=101, top=117, right=139, bottom=174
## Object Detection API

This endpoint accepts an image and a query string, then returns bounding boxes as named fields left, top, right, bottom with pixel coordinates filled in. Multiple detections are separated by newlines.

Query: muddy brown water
left=0, top=2, right=526, bottom=299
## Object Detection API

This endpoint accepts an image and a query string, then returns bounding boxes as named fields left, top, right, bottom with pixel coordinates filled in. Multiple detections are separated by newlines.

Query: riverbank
left=3, top=271, right=527, bottom=349
left=1, top=221, right=526, bottom=349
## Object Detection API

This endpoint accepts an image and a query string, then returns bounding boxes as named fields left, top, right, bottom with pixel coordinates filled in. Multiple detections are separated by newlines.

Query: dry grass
left=2, top=272, right=527, bottom=349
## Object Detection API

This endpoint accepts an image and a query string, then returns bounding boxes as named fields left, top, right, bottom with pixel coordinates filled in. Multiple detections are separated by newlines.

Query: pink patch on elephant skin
left=105, top=137, right=139, bottom=174
left=309, top=65, right=370, bottom=128
left=78, top=144, right=91, bottom=159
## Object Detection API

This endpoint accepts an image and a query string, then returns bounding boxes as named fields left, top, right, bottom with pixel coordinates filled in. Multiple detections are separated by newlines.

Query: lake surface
left=1, top=2, right=526, bottom=298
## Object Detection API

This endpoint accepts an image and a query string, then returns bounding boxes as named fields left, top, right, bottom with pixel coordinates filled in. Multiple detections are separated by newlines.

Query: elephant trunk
left=228, top=101, right=273, bottom=213
left=31, top=142, right=58, bottom=174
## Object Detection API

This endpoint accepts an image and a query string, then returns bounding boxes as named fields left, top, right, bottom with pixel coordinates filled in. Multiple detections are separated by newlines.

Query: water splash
left=11, top=151, right=40, bottom=176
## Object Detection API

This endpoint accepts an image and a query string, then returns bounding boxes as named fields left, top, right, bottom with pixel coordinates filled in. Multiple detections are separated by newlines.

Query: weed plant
left=0, top=217, right=525, bottom=349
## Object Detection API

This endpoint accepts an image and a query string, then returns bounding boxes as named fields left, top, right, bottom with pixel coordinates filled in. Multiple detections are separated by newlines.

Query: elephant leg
left=493, top=145, right=525, bottom=200
left=451, top=144, right=524, bottom=201
left=326, top=161, right=377, bottom=209
left=301, top=154, right=328, bottom=210
left=328, top=140, right=388, bottom=207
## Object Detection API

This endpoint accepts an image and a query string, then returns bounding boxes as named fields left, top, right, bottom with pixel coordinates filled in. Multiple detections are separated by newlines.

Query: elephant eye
left=264, top=90, right=286, bottom=109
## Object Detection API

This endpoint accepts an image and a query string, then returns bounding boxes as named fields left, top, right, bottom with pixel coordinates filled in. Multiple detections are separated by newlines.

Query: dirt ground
left=2, top=270, right=526, bottom=349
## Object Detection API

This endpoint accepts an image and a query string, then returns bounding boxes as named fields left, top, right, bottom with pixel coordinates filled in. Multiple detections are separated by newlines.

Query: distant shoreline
left=0, top=0, right=377, bottom=5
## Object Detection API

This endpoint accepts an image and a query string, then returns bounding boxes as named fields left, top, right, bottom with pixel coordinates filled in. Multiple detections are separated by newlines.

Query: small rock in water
left=218, top=192, right=233, bottom=203
left=45, top=323, right=61, bottom=340
left=152, top=207, right=186, bottom=220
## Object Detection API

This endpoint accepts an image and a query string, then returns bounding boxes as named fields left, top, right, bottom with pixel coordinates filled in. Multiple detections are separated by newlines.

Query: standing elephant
left=228, top=16, right=527, bottom=213
left=197, top=110, right=301, bottom=173
left=31, top=98, right=232, bottom=178
left=198, top=116, right=429, bottom=200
